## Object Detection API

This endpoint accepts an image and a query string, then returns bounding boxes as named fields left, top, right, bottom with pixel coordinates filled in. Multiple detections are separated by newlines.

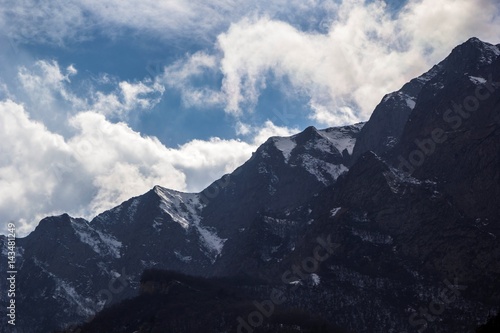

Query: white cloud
left=250, top=120, right=298, bottom=145
left=217, top=17, right=360, bottom=119
left=5, top=0, right=499, bottom=125
left=0, top=91, right=297, bottom=236
left=15, top=60, right=165, bottom=123
left=91, top=80, right=165, bottom=118
left=18, top=60, right=82, bottom=110
left=400, top=0, right=500, bottom=60
left=161, top=52, right=224, bottom=109
left=168, top=120, right=296, bottom=190
left=3, top=60, right=285, bottom=237
left=0, top=99, right=80, bottom=235
left=235, top=121, right=252, bottom=136
left=212, top=0, right=500, bottom=125
left=164, top=52, right=218, bottom=81
left=66, top=111, right=187, bottom=216
left=0, top=0, right=334, bottom=45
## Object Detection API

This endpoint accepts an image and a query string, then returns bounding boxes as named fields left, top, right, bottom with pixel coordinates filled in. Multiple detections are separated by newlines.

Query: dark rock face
left=203, top=124, right=363, bottom=277
left=2, top=37, right=500, bottom=333
left=350, top=63, right=441, bottom=164
left=394, top=39, right=500, bottom=224
left=477, top=311, right=500, bottom=333
left=293, top=37, right=500, bottom=332
left=0, top=123, right=363, bottom=333
left=62, top=269, right=348, bottom=333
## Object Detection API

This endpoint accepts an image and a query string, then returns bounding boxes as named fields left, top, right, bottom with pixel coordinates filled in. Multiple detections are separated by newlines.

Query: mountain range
left=1, top=37, right=500, bottom=333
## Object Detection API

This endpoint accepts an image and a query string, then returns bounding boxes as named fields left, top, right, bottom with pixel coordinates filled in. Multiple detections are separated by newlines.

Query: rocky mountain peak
left=444, top=37, right=500, bottom=72
left=3, top=38, right=500, bottom=333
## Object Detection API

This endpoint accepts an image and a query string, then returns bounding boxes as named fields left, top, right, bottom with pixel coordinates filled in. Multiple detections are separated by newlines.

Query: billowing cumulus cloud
left=0, top=95, right=292, bottom=236
left=0, top=60, right=295, bottom=235
left=213, top=0, right=500, bottom=125
left=161, top=52, right=224, bottom=109
left=15, top=60, right=165, bottom=126
left=5, top=0, right=500, bottom=126
left=0, top=99, right=80, bottom=235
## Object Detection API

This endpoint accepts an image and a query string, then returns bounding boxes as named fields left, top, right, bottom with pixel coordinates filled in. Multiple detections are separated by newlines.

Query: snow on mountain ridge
left=270, top=124, right=364, bottom=161
left=299, top=154, right=348, bottom=184
left=154, top=186, right=201, bottom=230
left=263, top=124, right=363, bottom=184
left=273, top=137, right=297, bottom=162
left=70, top=218, right=122, bottom=258
left=154, top=186, right=226, bottom=260
left=477, top=41, right=500, bottom=64
left=32, top=257, right=99, bottom=317
left=318, top=123, right=364, bottom=155
left=416, top=64, right=443, bottom=84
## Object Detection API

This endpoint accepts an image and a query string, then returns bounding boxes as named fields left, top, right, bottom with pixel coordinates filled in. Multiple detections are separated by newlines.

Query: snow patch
left=196, top=225, right=226, bottom=258
left=258, top=163, right=269, bottom=174
left=311, top=273, right=320, bottom=286
left=486, top=43, right=500, bottom=56
left=155, top=186, right=226, bottom=260
left=330, top=207, right=341, bottom=217
left=382, top=93, right=393, bottom=103
left=174, top=251, right=192, bottom=262
left=273, top=137, right=296, bottom=162
left=417, top=64, right=442, bottom=83
left=318, top=125, right=362, bottom=155
left=479, top=43, right=500, bottom=64
left=141, top=259, right=159, bottom=268
left=57, top=280, right=97, bottom=317
left=95, top=229, right=122, bottom=258
left=384, top=136, right=398, bottom=149
left=155, top=187, right=200, bottom=229
left=263, top=216, right=296, bottom=225
left=260, top=150, right=270, bottom=158
left=70, top=218, right=122, bottom=258
left=307, top=136, right=334, bottom=153
left=127, top=198, right=140, bottom=218
left=152, top=219, right=162, bottom=232
left=301, top=154, right=348, bottom=184
left=406, top=98, right=416, bottom=109
left=351, top=228, right=393, bottom=245
left=383, top=166, right=424, bottom=195
left=33, top=258, right=99, bottom=316
left=469, top=76, right=487, bottom=84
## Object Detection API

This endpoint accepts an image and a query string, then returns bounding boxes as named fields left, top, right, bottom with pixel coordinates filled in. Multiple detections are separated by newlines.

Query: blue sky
left=1, top=0, right=499, bottom=235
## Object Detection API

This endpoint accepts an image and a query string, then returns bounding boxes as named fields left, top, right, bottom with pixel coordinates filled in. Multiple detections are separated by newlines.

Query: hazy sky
left=1, top=0, right=499, bottom=235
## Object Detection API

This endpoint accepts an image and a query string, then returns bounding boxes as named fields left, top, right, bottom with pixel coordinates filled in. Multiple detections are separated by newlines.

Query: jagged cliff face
left=0, top=122, right=364, bottom=332
left=350, top=62, right=441, bottom=163
left=285, top=37, right=500, bottom=332
left=1, top=37, right=499, bottom=333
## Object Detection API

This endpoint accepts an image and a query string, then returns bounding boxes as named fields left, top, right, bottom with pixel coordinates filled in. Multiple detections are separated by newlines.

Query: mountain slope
left=280, top=37, right=500, bottom=332
left=1, top=37, right=499, bottom=333
left=61, top=269, right=349, bottom=333
left=91, top=37, right=500, bottom=333
left=0, top=123, right=363, bottom=332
